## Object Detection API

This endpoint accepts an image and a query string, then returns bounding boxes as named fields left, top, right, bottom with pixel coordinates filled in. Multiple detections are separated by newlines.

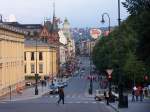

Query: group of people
left=132, top=86, right=144, bottom=102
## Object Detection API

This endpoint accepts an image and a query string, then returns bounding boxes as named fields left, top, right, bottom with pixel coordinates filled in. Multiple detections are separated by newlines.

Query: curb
left=1, top=90, right=50, bottom=102
left=109, top=103, right=119, bottom=112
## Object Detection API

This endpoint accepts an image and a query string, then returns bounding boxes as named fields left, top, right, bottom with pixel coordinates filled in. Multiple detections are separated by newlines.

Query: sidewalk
left=0, top=78, right=72, bottom=102
left=0, top=83, right=50, bottom=102
left=109, top=95, right=150, bottom=112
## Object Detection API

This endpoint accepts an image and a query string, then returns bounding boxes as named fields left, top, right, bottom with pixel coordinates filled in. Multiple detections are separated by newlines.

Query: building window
left=31, top=64, right=35, bottom=73
left=24, top=52, right=26, bottom=61
left=24, top=64, right=27, bottom=73
left=39, top=52, right=43, bottom=61
left=39, top=64, right=43, bottom=73
left=31, top=52, right=34, bottom=61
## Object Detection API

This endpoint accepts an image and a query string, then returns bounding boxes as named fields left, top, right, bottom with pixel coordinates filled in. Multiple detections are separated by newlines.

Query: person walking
left=139, top=88, right=143, bottom=101
left=57, top=87, right=65, bottom=104
left=106, top=91, right=109, bottom=105
left=131, top=89, right=135, bottom=102
left=135, top=89, right=139, bottom=101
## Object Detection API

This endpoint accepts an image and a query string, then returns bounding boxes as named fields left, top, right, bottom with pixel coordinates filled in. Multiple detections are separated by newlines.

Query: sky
left=0, top=0, right=129, bottom=28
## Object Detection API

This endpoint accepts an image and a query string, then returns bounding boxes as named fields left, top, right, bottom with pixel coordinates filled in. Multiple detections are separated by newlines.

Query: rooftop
left=0, top=23, right=27, bottom=35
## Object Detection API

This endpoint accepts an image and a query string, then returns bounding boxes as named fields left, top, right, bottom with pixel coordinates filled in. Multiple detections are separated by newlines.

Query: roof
left=0, top=23, right=27, bottom=35
left=44, top=20, right=59, bottom=33
left=25, top=38, right=58, bottom=48
left=3, top=22, right=43, bottom=29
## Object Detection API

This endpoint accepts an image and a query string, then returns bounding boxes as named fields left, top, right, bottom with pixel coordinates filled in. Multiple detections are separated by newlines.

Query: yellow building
left=24, top=39, right=58, bottom=79
left=0, top=23, right=25, bottom=96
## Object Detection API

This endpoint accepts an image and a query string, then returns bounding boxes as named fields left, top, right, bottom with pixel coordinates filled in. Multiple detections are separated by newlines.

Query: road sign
left=144, top=75, right=148, bottom=81
left=106, top=69, right=113, bottom=75
left=90, top=28, right=102, bottom=39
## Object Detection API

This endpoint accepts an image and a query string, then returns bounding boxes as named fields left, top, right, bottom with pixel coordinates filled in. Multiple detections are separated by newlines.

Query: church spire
left=52, top=0, right=58, bottom=32
left=52, top=1, right=55, bottom=24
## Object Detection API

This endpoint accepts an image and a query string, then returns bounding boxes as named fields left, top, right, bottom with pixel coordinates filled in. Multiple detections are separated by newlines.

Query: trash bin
left=118, top=95, right=128, bottom=108
left=123, top=95, right=128, bottom=108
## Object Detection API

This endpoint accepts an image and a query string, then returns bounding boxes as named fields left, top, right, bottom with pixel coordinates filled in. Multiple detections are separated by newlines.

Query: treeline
left=92, top=0, right=150, bottom=88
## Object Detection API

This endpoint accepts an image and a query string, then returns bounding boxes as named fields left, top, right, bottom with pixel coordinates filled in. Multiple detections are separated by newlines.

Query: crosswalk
left=63, top=101, right=104, bottom=104
left=42, top=94, right=105, bottom=104
left=43, top=94, right=93, bottom=99
left=0, top=101, right=7, bottom=103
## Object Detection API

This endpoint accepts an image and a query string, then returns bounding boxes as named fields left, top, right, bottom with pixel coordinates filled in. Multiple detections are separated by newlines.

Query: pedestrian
left=135, top=89, right=139, bottom=101
left=131, top=89, right=135, bottom=102
left=144, top=89, right=148, bottom=97
left=105, top=91, right=109, bottom=105
left=57, top=87, right=65, bottom=104
left=104, top=91, right=106, bottom=98
left=139, top=88, right=143, bottom=101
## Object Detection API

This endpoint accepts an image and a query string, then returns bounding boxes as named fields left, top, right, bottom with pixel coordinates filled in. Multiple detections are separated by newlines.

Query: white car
left=94, top=90, right=106, bottom=101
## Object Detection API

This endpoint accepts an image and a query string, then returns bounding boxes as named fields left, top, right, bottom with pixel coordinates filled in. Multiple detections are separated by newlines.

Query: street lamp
left=89, top=39, right=93, bottom=95
left=35, top=37, right=39, bottom=95
left=101, top=12, right=111, bottom=33
left=51, top=47, right=54, bottom=85
left=117, top=0, right=127, bottom=108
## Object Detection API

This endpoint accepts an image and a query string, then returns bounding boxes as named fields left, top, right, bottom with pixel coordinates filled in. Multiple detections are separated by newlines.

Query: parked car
left=62, top=81, right=68, bottom=87
left=25, top=82, right=32, bottom=86
left=95, top=90, right=105, bottom=101
left=57, top=81, right=68, bottom=88
left=49, top=84, right=59, bottom=94
left=111, top=91, right=119, bottom=101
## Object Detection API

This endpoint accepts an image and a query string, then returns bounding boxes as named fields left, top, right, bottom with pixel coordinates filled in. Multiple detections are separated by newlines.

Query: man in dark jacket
left=57, top=87, right=64, bottom=104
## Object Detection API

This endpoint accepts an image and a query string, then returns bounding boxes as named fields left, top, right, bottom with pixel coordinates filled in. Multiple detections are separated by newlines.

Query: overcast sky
left=0, top=0, right=129, bottom=28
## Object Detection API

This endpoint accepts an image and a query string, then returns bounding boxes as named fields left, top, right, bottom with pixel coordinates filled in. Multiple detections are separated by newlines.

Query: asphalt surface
left=0, top=57, right=114, bottom=112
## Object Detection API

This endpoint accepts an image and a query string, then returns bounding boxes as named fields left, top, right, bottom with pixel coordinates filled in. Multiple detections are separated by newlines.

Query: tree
left=122, top=0, right=150, bottom=15
left=93, top=0, right=150, bottom=86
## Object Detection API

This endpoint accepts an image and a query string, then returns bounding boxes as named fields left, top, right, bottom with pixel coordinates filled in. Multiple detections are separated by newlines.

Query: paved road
left=0, top=57, right=114, bottom=112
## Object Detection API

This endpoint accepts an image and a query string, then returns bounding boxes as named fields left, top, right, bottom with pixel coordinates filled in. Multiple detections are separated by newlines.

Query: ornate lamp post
left=89, top=39, right=93, bottom=95
left=35, top=37, right=39, bottom=95
left=101, top=12, right=111, bottom=33
left=117, top=0, right=123, bottom=107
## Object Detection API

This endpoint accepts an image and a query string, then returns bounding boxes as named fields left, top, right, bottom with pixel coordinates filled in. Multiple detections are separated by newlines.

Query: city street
left=0, top=57, right=114, bottom=112
left=0, top=0, right=149, bottom=112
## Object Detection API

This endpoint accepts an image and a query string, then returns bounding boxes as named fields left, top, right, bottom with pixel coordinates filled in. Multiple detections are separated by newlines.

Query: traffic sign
left=106, top=69, right=113, bottom=75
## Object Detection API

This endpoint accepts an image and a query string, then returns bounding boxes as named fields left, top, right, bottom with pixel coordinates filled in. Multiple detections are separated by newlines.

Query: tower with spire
left=39, top=1, right=60, bottom=77
left=40, top=1, right=59, bottom=44
left=62, top=18, right=75, bottom=58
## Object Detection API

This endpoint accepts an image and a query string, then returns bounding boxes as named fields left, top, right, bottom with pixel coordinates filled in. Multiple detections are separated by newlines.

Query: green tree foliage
left=122, top=0, right=150, bottom=15
left=92, top=0, right=150, bottom=86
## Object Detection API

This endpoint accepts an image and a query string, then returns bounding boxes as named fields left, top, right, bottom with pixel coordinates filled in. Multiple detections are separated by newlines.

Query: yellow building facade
left=24, top=40, right=58, bottom=79
left=0, top=24, right=25, bottom=96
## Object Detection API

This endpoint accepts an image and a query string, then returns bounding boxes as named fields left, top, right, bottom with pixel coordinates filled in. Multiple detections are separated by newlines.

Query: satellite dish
left=8, top=14, right=16, bottom=22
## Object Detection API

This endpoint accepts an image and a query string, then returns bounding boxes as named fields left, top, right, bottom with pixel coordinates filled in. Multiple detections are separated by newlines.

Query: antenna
left=0, top=14, right=3, bottom=23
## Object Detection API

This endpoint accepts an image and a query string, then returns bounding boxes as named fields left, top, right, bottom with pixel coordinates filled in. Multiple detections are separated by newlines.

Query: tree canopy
left=92, top=0, right=150, bottom=87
